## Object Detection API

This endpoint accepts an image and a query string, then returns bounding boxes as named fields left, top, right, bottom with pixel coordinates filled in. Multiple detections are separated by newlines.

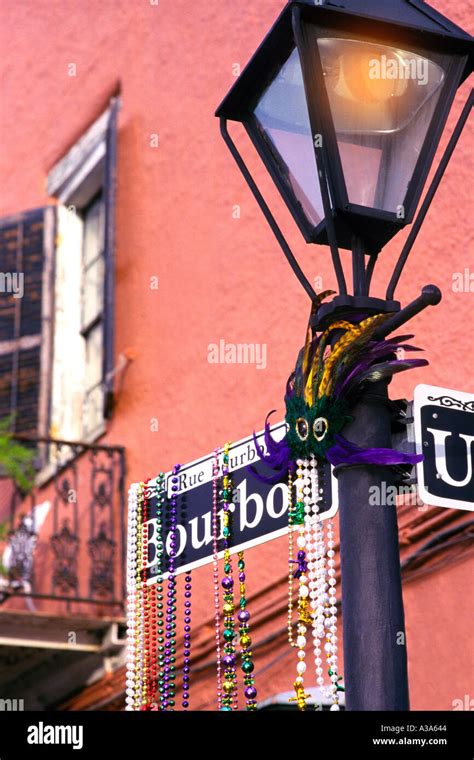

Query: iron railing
left=0, top=436, right=126, bottom=611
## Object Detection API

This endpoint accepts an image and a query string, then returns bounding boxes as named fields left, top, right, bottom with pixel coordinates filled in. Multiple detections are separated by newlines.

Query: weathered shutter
left=103, top=97, right=120, bottom=419
left=0, top=207, right=55, bottom=435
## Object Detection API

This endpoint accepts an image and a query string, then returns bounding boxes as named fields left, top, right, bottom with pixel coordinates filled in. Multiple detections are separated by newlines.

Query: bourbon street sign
left=414, top=384, right=474, bottom=511
left=137, top=422, right=338, bottom=581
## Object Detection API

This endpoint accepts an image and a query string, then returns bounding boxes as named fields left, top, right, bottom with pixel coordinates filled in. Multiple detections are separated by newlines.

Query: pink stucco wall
left=1, top=0, right=472, bottom=710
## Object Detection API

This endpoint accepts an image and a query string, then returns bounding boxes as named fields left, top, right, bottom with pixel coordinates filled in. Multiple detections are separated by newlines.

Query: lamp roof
left=216, top=0, right=473, bottom=121
left=296, top=0, right=472, bottom=39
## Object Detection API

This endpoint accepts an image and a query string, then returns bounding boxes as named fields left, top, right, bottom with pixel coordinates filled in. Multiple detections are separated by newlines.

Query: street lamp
left=216, top=0, right=472, bottom=316
left=216, top=0, right=473, bottom=710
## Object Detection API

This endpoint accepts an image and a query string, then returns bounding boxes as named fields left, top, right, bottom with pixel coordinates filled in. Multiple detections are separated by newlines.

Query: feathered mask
left=252, top=292, right=427, bottom=484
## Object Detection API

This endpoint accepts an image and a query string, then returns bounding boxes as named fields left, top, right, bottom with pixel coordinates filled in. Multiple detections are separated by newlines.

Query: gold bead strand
left=287, top=469, right=297, bottom=648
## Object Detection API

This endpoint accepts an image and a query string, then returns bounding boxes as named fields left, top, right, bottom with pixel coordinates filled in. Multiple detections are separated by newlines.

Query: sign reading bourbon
left=139, top=423, right=338, bottom=580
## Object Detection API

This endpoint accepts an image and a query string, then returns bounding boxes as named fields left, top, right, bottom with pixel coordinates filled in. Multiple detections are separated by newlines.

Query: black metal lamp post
left=217, top=0, right=473, bottom=710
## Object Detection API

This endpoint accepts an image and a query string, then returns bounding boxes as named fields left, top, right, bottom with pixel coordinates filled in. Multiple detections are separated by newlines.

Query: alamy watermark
left=27, top=721, right=83, bottom=750
left=0, top=698, right=24, bottom=711
left=208, top=340, right=267, bottom=370
left=452, top=694, right=474, bottom=710
left=452, top=268, right=474, bottom=293
left=0, top=272, right=24, bottom=299
left=369, top=55, right=428, bottom=86
left=369, top=483, right=426, bottom=510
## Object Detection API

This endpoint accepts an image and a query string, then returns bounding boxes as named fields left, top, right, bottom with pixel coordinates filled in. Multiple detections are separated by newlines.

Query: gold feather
left=300, top=291, right=336, bottom=404
left=306, top=321, right=357, bottom=403
left=318, top=314, right=389, bottom=398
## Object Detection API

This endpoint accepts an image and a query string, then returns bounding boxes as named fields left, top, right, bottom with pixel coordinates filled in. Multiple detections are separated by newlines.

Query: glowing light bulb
left=318, top=38, right=444, bottom=134
left=332, top=50, right=409, bottom=104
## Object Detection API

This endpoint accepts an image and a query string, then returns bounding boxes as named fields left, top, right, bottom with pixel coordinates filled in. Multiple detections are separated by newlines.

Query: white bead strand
left=310, top=456, right=328, bottom=694
left=326, top=517, right=340, bottom=710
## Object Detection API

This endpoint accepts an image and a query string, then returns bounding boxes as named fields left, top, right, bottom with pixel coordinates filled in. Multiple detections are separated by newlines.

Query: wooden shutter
left=0, top=207, right=55, bottom=435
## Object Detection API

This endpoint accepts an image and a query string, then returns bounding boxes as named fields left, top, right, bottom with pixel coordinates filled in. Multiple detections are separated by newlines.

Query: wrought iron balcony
left=0, top=436, right=126, bottom=614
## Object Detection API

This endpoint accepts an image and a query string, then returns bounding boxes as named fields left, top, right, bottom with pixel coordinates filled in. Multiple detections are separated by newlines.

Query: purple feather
left=247, top=463, right=292, bottom=485
left=336, top=357, right=428, bottom=397
left=327, top=435, right=423, bottom=466
left=286, top=372, right=296, bottom=399
left=333, top=335, right=424, bottom=397
left=247, top=412, right=293, bottom=484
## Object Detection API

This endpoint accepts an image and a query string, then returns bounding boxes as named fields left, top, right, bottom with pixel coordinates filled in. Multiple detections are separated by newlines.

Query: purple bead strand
left=162, top=463, right=180, bottom=710
left=182, top=573, right=192, bottom=709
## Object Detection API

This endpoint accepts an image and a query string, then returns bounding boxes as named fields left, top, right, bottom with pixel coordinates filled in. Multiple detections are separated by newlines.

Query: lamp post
left=216, top=0, right=473, bottom=710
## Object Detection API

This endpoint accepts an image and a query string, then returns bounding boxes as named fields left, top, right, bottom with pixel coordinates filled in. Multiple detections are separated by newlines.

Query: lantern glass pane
left=254, top=47, right=324, bottom=227
left=318, top=38, right=448, bottom=213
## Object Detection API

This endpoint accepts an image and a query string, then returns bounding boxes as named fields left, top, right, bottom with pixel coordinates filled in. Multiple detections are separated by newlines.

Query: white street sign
left=414, top=384, right=474, bottom=510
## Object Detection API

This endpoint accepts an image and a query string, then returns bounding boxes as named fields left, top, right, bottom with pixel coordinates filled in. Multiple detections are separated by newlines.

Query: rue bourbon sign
left=138, top=422, right=338, bottom=580
left=414, top=384, right=474, bottom=511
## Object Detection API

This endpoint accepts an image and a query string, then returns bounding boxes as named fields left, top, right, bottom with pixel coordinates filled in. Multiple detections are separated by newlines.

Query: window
left=48, top=99, right=119, bottom=444
left=0, top=97, right=119, bottom=459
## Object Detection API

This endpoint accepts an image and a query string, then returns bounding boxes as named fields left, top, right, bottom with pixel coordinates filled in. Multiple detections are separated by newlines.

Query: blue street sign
left=137, top=422, right=338, bottom=580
